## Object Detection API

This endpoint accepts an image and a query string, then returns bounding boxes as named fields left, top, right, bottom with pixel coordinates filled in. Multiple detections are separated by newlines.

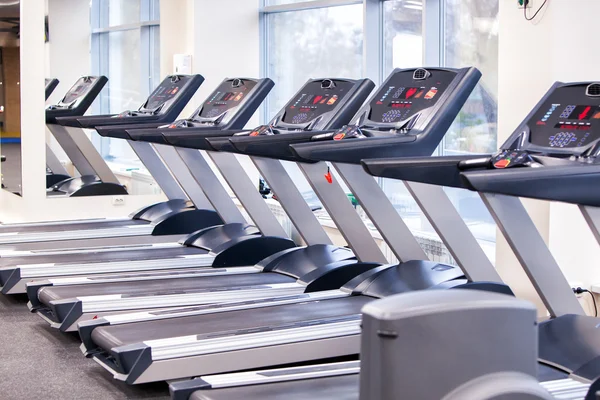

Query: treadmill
left=78, top=67, right=506, bottom=385
left=166, top=79, right=600, bottom=400
left=0, top=77, right=279, bottom=294
left=0, top=74, right=205, bottom=247
left=44, top=76, right=109, bottom=188
left=26, top=77, right=375, bottom=330
left=362, top=80, right=600, bottom=382
left=0, top=77, right=269, bottom=255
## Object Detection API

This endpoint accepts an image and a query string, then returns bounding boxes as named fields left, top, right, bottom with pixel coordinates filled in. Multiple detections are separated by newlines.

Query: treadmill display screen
left=144, top=77, right=189, bottom=111
left=368, top=70, right=456, bottom=124
left=281, top=80, right=355, bottom=125
left=198, top=79, right=257, bottom=118
left=62, top=77, right=97, bottom=104
left=527, top=85, right=600, bottom=150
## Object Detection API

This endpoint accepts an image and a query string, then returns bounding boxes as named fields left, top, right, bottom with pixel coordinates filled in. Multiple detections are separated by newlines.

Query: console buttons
left=494, top=159, right=511, bottom=169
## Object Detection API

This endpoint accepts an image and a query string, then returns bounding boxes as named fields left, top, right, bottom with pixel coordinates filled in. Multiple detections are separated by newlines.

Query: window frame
left=90, top=0, right=160, bottom=161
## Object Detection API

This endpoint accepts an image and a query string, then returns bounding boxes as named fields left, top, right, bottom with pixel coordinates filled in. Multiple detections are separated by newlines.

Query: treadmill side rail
left=96, top=318, right=362, bottom=384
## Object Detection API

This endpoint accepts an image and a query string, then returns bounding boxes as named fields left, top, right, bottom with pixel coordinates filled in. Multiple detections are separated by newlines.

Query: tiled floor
left=0, top=293, right=170, bottom=400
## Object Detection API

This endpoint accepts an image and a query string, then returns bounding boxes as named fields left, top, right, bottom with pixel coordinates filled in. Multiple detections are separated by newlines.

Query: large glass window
left=441, top=0, right=499, bottom=261
left=262, top=1, right=363, bottom=197
left=383, top=0, right=423, bottom=74
left=262, top=0, right=499, bottom=263
left=90, top=0, right=161, bottom=168
left=265, top=3, right=364, bottom=121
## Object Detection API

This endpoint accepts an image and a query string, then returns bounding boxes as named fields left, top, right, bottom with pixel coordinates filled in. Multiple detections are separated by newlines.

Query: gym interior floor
left=1, top=142, right=22, bottom=193
left=0, top=294, right=170, bottom=400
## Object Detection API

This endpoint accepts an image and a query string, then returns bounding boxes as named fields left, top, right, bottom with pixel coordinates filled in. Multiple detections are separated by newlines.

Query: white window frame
left=90, top=0, right=160, bottom=159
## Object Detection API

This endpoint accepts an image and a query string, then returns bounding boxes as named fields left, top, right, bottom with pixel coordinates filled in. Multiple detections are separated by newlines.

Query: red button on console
left=334, top=133, right=346, bottom=141
left=494, top=159, right=511, bottom=169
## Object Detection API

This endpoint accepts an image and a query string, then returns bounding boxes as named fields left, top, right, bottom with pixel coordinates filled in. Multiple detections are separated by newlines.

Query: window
left=264, top=2, right=364, bottom=122
left=441, top=0, right=499, bottom=261
left=90, top=0, right=161, bottom=168
left=261, top=0, right=499, bottom=263
left=261, top=1, right=363, bottom=196
left=383, top=0, right=423, bottom=74
left=380, top=0, right=498, bottom=262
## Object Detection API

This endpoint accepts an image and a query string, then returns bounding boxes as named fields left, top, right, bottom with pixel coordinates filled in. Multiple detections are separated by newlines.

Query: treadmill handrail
left=461, top=164, right=600, bottom=207
left=361, top=155, right=488, bottom=188
left=159, top=129, right=250, bottom=150
left=95, top=123, right=169, bottom=139
left=56, top=114, right=161, bottom=129
left=228, top=131, right=331, bottom=162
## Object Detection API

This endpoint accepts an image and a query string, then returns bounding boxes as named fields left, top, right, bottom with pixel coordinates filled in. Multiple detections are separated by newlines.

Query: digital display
left=62, top=77, right=97, bottom=104
left=281, top=80, right=355, bottom=125
left=527, top=85, right=600, bottom=150
left=198, top=79, right=257, bottom=118
left=367, top=70, right=456, bottom=124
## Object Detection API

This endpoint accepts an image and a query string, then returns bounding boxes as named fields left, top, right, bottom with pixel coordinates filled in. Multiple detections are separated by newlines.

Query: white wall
left=498, top=0, right=600, bottom=314
left=46, top=0, right=91, bottom=104
left=160, top=0, right=263, bottom=190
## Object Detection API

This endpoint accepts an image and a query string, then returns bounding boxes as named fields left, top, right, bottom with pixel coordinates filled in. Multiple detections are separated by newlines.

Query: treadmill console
left=288, top=67, right=481, bottom=163
left=164, top=78, right=269, bottom=129
left=459, top=82, right=600, bottom=171
left=198, top=79, right=257, bottom=119
left=266, top=78, right=373, bottom=132
left=506, top=83, right=600, bottom=156
left=47, top=76, right=103, bottom=110
left=45, top=76, right=108, bottom=124
left=365, top=69, right=453, bottom=128
left=309, top=68, right=470, bottom=143
left=112, top=75, right=200, bottom=118
left=280, top=80, right=355, bottom=126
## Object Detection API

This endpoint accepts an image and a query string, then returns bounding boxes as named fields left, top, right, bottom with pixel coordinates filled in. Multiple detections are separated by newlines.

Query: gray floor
left=0, top=294, right=170, bottom=400
left=1, top=142, right=22, bottom=193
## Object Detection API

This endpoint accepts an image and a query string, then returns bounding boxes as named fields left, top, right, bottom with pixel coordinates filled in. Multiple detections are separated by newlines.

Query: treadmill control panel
left=48, top=77, right=100, bottom=109
left=366, top=70, right=454, bottom=126
left=306, top=68, right=460, bottom=145
left=312, top=125, right=366, bottom=141
left=280, top=79, right=356, bottom=125
left=109, top=75, right=195, bottom=119
left=245, top=125, right=274, bottom=136
left=517, top=83, right=600, bottom=154
left=143, top=76, right=187, bottom=112
left=198, top=79, right=257, bottom=119
left=491, top=150, right=533, bottom=169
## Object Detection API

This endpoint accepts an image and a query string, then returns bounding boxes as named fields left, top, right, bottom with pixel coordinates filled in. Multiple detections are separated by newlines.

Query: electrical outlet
left=518, top=0, right=532, bottom=8
left=112, top=196, right=126, bottom=206
left=570, top=281, right=585, bottom=298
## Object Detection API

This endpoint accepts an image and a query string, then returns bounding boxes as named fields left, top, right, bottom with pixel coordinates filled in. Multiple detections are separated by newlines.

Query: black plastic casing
left=99, top=78, right=274, bottom=143
left=55, top=74, right=205, bottom=128
left=46, top=76, right=108, bottom=124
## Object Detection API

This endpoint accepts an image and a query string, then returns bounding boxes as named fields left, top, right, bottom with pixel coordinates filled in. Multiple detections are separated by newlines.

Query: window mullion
left=364, top=0, right=383, bottom=85
left=262, top=0, right=361, bottom=14
left=423, top=0, right=442, bottom=67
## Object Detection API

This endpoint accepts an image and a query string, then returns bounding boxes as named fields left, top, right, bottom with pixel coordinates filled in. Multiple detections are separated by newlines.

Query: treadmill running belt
left=38, top=272, right=294, bottom=303
left=0, top=246, right=206, bottom=267
left=0, top=234, right=183, bottom=253
left=0, top=219, right=147, bottom=234
left=190, top=367, right=576, bottom=400
left=91, top=296, right=371, bottom=350
left=191, top=375, right=359, bottom=400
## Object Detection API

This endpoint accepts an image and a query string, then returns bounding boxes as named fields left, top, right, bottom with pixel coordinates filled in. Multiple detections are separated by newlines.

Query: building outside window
left=90, top=0, right=161, bottom=168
